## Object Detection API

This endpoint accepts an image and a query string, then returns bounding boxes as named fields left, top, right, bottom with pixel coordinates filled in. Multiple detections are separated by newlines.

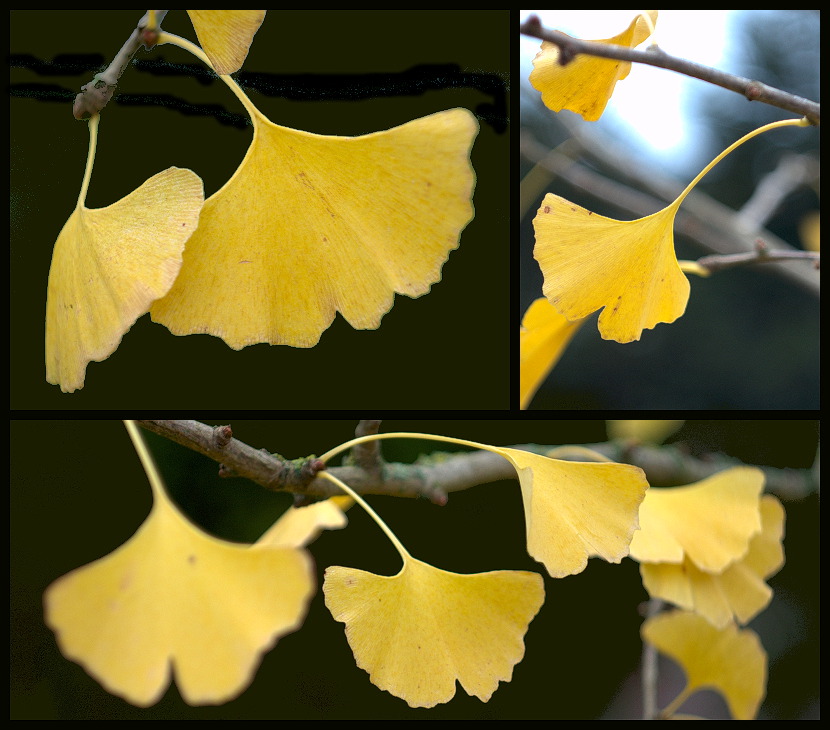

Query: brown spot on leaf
left=543, top=205, right=551, bottom=214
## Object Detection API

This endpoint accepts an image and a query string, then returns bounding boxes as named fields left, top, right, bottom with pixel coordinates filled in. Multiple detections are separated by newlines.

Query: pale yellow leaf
left=638, top=494, right=785, bottom=628
left=533, top=194, right=689, bottom=343
left=642, top=610, right=766, bottom=720
left=256, top=496, right=352, bottom=548
left=493, top=447, right=649, bottom=578
left=529, top=11, right=658, bottom=121
left=324, top=556, right=544, bottom=708
left=186, top=10, right=266, bottom=75
left=44, top=478, right=314, bottom=706
left=629, top=467, right=764, bottom=571
left=152, top=108, right=478, bottom=348
left=519, top=297, right=584, bottom=409
left=46, top=167, right=203, bottom=392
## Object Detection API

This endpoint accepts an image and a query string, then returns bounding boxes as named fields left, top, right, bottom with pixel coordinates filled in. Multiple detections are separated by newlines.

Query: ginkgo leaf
left=533, top=194, right=689, bottom=343
left=492, top=447, right=649, bottom=578
left=629, top=467, right=764, bottom=572
left=519, top=296, right=585, bottom=409
left=606, top=420, right=685, bottom=444
left=44, top=454, right=315, bottom=707
left=323, top=556, right=544, bottom=708
left=639, top=494, right=785, bottom=628
left=151, top=107, right=478, bottom=348
left=641, top=610, right=767, bottom=720
left=256, top=496, right=352, bottom=548
left=46, top=163, right=204, bottom=392
left=529, top=11, right=658, bottom=121
left=186, top=10, right=266, bottom=75
left=531, top=118, right=809, bottom=344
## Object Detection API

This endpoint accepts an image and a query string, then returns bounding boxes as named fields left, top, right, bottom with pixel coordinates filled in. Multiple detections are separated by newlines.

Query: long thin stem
left=157, top=31, right=260, bottom=121
left=673, top=118, right=810, bottom=208
left=319, top=432, right=496, bottom=465
left=76, top=114, right=100, bottom=208
left=658, top=686, right=693, bottom=719
left=320, top=471, right=410, bottom=562
left=123, top=420, right=165, bottom=500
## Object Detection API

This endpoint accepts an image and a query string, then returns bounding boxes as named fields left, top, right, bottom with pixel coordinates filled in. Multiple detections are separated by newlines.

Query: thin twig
left=695, top=244, right=820, bottom=274
left=351, top=420, right=385, bottom=475
left=641, top=598, right=665, bottom=720
left=136, top=420, right=819, bottom=502
left=519, top=14, right=820, bottom=125
left=736, top=153, right=821, bottom=234
left=73, top=10, right=169, bottom=120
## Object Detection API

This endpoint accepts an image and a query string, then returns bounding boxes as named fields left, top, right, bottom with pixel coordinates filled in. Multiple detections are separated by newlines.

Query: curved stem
left=673, top=118, right=809, bottom=209
left=123, top=420, right=166, bottom=500
left=319, top=432, right=498, bottom=465
left=76, top=114, right=100, bottom=208
left=678, top=260, right=712, bottom=277
left=156, top=31, right=260, bottom=121
left=659, top=685, right=693, bottom=719
left=320, top=471, right=411, bottom=562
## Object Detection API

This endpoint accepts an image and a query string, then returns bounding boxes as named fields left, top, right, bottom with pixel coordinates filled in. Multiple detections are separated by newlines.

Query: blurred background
left=11, top=419, right=820, bottom=719
left=520, top=10, right=820, bottom=409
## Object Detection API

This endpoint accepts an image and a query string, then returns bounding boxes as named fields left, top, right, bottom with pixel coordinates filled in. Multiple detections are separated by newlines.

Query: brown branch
left=695, top=242, right=820, bottom=274
left=73, top=10, right=169, bottom=120
left=137, top=420, right=327, bottom=493
left=136, top=420, right=818, bottom=503
left=350, top=420, right=385, bottom=475
left=520, top=14, right=820, bottom=126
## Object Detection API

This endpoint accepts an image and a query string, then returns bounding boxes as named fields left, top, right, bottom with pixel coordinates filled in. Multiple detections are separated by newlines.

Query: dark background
left=11, top=419, right=820, bottom=719
left=520, top=10, right=820, bottom=409
left=10, top=10, right=510, bottom=409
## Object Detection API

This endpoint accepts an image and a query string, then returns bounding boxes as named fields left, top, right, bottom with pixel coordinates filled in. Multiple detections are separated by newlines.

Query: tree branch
left=136, top=420, right=818, bottom=503
left=73, top=10, right=169, bottom=120
left=519, top=14, right=820, bottom=125
left=695, top=240, right=819, bottom=274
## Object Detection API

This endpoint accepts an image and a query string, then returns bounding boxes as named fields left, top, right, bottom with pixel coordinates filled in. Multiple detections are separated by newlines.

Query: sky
left=520, top=10, right=738, bottom=177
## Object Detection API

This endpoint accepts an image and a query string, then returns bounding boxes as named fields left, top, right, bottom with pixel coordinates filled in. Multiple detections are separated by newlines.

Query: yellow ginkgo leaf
left=256, top=495, right=352, bottom=548
left=529, top=11, right=658, bottom=121
left=532, top=118, right=809, bottom=344
left=641, top=610, right=767, bottom=720
left=186, top=10, right=266, bottom=75
left=519, top=296, right=585, bottom=409
left=44, top=422, right=315, bottom=707
left=629, top=466, right=764, bottom=572
left=319, top=434, right=647, bottom=580
left=639, top=494, right=785, bottom=628
left=493, top=447, right=649, bottom=578
left=534, top=194, right=689, bottom=343
left=151, top=104, right=478, bottom=348
left=45, top=117, right=203, bottom=392
left=606, top=420, right=685, bottom=444
left=324, top=557, right=544, bottom=708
